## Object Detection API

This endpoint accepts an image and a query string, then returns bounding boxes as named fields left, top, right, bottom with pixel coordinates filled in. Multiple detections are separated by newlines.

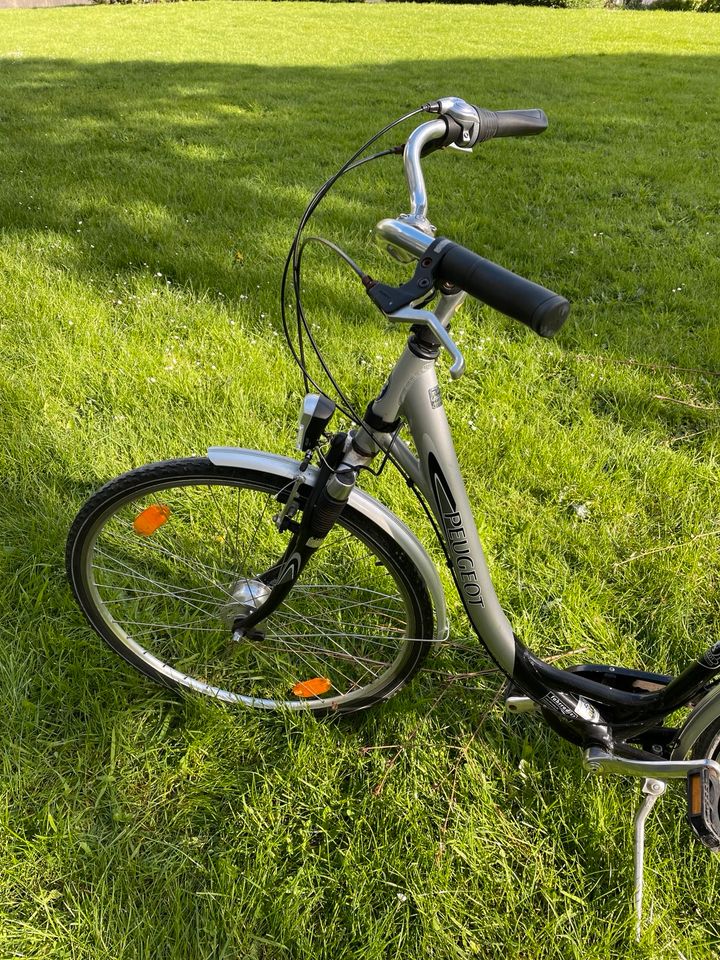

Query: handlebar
left=492, top=108, right=548, bottom=139
left=424, top=97, right=548, bottom=146
left=428, top=238, right=570, bottom=339
left=400, top=101, right=549, bottom=232
left=373, top=97, right=570, bottom=350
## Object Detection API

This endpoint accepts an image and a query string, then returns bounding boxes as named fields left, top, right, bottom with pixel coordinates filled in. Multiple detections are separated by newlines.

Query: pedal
left=687, top=767, right=720, bottom=852
left=505, top=695, right=538, bottom=715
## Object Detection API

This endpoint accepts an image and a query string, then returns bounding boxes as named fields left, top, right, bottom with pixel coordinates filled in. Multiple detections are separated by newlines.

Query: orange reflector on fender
left=133, top=504, right=171, bottom=536
left=292, top=677, right=331, bottom=697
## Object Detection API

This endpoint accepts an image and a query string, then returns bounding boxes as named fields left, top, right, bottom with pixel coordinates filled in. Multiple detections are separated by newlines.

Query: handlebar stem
left=403, top=119, right=447, bottom=233
left=374, top=217, right=434, bottom=259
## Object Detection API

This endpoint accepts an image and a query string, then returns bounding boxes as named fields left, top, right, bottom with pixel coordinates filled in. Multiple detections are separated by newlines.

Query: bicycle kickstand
left=633, top=777, right=667, bottom=942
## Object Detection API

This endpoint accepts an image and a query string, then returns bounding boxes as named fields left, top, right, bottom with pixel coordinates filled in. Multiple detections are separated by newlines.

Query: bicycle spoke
left=100, top=533, right=240, bottom=586
left=270, top=611, right=406, bottom=650
left=236, top=483, right=288, bottom=575
left=122, top=621, right=222, bottom=634
left=274, top=600, right=381, bottom=680
left=207, top=484, right=245, bottom=569
left=263, top=635, right=389, bottom=668
left=286, top=590, right=406, bottom=633
left=99, top=584, right=224, bottom=605
left=287, top=590, right=406, bottom=625
left=75, top=471, right=424, bottom=707
left=92, top=556, right=230, bottom=617
left=265, top=631, right=360, bottom=694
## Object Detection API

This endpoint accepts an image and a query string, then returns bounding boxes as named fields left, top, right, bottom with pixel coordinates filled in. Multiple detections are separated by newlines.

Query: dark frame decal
left=427, top=452, right=485, bottom=609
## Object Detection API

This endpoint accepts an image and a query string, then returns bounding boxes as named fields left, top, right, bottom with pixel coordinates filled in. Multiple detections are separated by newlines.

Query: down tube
left=401, top=363, right=517, bottom=675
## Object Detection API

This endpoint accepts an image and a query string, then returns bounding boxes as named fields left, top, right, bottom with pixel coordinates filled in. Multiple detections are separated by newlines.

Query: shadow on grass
left=1, top=48, right=718, bottom=780
left=1, top=53, right=719, bottom=955
left=1, top=53, right=719, bottom=365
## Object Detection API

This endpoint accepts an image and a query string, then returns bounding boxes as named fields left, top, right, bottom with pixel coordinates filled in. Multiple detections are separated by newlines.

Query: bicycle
left=66, top=97, right=720, bottom=934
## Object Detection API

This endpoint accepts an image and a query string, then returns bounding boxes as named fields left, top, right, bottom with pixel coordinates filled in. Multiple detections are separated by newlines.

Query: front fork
left=238, top=291, right=464, bottom=635
left=233, top=419, right=382, bottom=634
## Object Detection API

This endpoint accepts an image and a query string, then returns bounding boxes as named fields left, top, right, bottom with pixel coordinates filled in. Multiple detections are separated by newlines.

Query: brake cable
left=280, top=106, right=423, bottom=418
left=280, top=104, right=461, bottom=563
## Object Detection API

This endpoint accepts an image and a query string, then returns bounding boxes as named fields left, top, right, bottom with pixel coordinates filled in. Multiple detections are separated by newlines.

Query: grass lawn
left=1, top=1, right=720, bottom=956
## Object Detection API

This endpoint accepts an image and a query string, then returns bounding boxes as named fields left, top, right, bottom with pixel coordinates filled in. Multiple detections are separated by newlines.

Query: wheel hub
left=223, top=579, right=272, bottom=625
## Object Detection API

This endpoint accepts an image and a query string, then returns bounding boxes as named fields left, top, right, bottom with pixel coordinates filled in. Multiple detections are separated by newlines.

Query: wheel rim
left=705, top=729, right=720, bottom=762
left=77, top=474, right=422, bottom=709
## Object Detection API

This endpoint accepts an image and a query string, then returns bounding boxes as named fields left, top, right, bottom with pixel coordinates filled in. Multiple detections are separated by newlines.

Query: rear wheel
left=66, top=457, right=434, bottom=714
left=691, top=718, right=720, bottom=764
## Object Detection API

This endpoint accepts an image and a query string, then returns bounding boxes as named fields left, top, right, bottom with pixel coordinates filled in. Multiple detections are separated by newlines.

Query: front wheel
left=66, top=457, right=434, bottom=714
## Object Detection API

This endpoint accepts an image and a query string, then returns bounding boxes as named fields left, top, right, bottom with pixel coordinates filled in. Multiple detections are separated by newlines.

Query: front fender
left=207, top=446, right=448, bottom=642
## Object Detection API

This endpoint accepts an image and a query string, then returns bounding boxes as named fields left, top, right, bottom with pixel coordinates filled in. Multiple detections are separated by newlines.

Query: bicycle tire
left=66, top=457, right=434, bottom=714
left=691, top=717, right=720, bottom=764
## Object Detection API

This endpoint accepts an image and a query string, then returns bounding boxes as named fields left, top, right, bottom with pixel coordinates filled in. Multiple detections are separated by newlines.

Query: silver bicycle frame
left=212, top=103, right=720, bottom=737
left=370, top=112, right=720, bottom=725
left=359, top=116, right=516, bottom=673
left=366, top=334, right=517, bottom=674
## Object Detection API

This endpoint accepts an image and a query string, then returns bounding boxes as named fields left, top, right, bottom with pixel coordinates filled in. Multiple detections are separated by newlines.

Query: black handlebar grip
left=430, top=238, right=570, bottom=338
left=473, top=108, right=548, bottom=143
left=494, top=108, right=548, bottom=138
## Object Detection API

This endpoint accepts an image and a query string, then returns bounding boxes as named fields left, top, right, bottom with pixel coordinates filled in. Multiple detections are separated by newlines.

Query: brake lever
left=387, top=306, right=465, bottom=380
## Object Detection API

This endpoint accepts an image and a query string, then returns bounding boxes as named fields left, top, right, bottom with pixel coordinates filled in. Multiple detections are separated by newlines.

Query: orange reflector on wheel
left=133, top=504, right=171, bottom=536
left=292, top=677, right=332, bottom=697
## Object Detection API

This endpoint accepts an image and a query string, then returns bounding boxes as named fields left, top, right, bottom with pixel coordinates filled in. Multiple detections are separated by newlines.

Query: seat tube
left=401, top=363, right=517, bottom=675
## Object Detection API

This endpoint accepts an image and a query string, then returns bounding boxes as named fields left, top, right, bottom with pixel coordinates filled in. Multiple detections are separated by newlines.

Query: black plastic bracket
left=364, top=240, right=447, bottom=315
left=363, top=402, right=401, bottom=435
